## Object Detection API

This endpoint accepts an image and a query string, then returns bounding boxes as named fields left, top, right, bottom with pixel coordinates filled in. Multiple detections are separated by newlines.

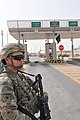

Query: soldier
left=0, top=43, right=48, bottom=120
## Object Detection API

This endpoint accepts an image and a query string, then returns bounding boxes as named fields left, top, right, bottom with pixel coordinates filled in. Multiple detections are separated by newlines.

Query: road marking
left=52, top=64, right=80, bottom=84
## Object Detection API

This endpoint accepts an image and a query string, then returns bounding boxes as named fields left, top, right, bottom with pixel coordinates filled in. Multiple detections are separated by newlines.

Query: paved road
left=52, top=63, right=80, bottom=84
left=23, top=58, right=80, bottom=120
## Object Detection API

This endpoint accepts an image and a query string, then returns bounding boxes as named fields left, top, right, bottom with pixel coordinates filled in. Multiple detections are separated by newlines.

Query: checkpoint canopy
left=7, top=19, right=80, bottom=40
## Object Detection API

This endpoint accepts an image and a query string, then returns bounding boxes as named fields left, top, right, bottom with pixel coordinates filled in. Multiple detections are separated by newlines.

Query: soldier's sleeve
left=0, top=73, right=21, bottom=120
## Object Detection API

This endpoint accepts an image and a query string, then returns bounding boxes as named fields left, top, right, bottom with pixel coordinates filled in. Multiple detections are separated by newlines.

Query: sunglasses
left=11, top=55, right=24, bottom=61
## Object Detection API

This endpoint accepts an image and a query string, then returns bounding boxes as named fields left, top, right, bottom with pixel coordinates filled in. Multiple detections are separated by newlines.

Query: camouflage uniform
left=0, top=43, right=39, bottom=120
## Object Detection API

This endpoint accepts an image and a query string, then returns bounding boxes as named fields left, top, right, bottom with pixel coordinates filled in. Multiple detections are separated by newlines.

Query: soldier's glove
left=38, top=92, right=48, bottom=105
left=43, top=92, right=48, bottom=102
left=38, top=92, right=51, bottom=120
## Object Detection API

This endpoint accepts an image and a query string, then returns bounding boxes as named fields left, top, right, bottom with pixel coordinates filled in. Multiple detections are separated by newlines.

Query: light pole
left=1, top=30, right=3, bottom=47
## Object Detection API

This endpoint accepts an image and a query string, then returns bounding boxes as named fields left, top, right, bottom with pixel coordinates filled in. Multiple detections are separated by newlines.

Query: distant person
left=0, top=43, right=48, bottom=120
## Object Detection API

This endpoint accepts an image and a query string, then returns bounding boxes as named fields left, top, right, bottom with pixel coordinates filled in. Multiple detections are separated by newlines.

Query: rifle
left=35, top=74, right=51, bottom=120
left=18, top=71, right=51, bottom=120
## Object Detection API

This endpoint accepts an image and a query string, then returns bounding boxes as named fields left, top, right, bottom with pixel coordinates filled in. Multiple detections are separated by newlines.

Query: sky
left=0, top=0, right=80, bottom=52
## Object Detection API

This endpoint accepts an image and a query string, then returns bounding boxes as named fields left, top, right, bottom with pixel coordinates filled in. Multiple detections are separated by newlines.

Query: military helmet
left=0, top=43, right=25, bottom=62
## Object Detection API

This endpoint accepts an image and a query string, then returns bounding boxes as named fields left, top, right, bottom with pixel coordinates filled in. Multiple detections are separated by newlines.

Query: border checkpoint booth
left=45, top=43, right=54, bottom=62
left=7, top=19, right=80, bottom=63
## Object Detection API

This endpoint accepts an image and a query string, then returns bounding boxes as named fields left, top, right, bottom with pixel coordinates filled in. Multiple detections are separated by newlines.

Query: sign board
left=31, top=22, right=41, bottom=27
left=50, top=21, right=59, bottom=27
left=69, top=21, right=78, bottom=27
left=59, top=45, right=64, bottom=51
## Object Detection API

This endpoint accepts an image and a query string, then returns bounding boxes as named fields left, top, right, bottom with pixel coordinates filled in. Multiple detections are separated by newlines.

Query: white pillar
left=1, top=30, right=3, bottom=47
left=71, top=37, right=74, bottom=57
left=52, top=32, right=57, bottom=61
left=24, top=44, right=28, bottom=60
left=53, top=41, right=57, bottom=61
